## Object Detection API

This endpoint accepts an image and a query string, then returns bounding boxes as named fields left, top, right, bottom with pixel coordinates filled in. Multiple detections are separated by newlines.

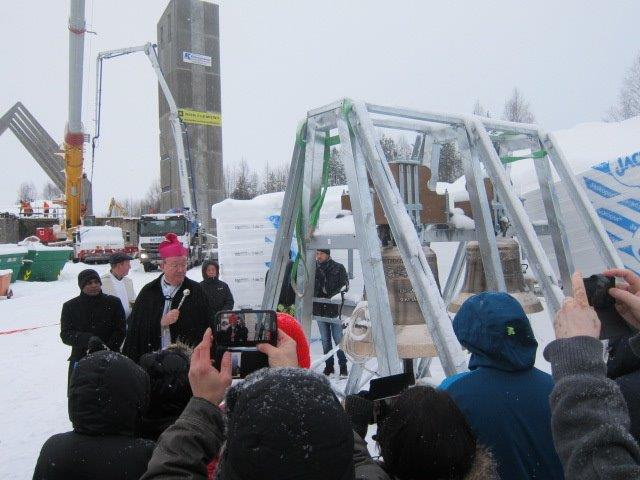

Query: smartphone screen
left=212, top=310, right=277, bottom=378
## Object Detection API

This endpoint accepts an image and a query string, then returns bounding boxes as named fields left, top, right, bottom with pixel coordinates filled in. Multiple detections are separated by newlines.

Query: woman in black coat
left=201, top=260, right=234, bottom=318
left=33, top=350, right=155, bottom=480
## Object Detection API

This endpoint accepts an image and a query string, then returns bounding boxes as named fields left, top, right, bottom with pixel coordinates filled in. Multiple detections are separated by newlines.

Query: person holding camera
left=345, top=385, right=498, bottom=480
left=439, top=291, right=564, bottom=480
left=543, top=271, right=640, bottom=479
left=141, top=328, right=388, bottom=479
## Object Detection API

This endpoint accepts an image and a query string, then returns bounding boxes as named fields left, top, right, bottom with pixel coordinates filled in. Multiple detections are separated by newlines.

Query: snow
left=0, top=244, right=28, bottom=255
left=76, top=226, right=124, bottom=249
left=7, top=117, right=639, bottom=477
left=511, top=116, right=640, bottom=194
left=0, top=269, right=13, bottom=276
left=450, top=208, right=475, bottom=230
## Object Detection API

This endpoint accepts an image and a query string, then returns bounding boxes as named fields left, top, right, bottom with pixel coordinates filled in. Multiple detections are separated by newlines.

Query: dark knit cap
left=317, top=249, right=331, bottom=256
left=78, top=269, right=101, bottom=289
left=109, top=252, right=133, bottom=266
left=218, top=367, right=355, bottom=480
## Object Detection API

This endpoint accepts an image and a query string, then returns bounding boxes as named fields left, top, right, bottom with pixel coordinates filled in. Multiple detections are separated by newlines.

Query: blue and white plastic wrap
left=582, top=150, right=640, bottom=274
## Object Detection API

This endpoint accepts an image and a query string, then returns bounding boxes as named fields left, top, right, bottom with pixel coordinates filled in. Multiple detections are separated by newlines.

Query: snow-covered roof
left=0, top=245, right=28, bottom=255
left=511, top=116, right=640, bottom=193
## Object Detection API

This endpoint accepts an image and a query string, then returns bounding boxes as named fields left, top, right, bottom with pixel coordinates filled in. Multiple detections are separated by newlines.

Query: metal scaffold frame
left=263, top=99, right=623, bottom=391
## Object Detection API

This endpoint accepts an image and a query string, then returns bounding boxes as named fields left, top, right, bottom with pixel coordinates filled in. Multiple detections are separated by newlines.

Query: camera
left=367, top=372, right=414, bottom=424
left=212, top=309, right=278, bottom=379
left=583, top=274, right=635, bottom=340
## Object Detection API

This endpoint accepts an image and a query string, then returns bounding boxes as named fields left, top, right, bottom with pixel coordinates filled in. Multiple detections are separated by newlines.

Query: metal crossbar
left=263, top=98, right=622, bottom=391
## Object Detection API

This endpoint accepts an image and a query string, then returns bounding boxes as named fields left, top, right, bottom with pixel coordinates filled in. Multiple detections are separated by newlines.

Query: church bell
left=448, top=238, right=543, bottom=314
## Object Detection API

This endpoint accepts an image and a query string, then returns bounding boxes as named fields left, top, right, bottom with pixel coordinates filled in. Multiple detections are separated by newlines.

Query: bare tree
left=41, top=181, right=62, bottom=200
left=503, top=88, right=535, bottom=123
left=111, top=178, right=161, bottom=216
left=224, top=163, right=237, bottom=198
left=17, top=181, right=37, bottom=202
left=607, top=52, right=640, bottom=121
left=473, top=99, right=491, bottom=117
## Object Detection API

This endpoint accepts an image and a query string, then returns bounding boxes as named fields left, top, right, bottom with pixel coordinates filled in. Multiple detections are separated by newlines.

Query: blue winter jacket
left=440, top=292, right=564, bottom=480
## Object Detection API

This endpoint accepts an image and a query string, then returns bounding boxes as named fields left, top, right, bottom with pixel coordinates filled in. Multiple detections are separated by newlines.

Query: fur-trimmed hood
left=464, top=446, right=499, bottom=480
left=387, top=445, right=499, bottom=480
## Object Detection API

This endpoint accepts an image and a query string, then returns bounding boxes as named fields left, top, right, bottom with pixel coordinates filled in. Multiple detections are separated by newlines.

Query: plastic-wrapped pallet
left=520, top=117, right=640, bottom=275
left=212, top=186, right=363, bottom=308
left=211, top=191, right=285, bottom=307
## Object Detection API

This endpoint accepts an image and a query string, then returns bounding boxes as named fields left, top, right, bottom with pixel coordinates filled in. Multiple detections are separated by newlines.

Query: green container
left=20, top=247, right=72, bottom=282
left=0, top=247, right=28, bottom=283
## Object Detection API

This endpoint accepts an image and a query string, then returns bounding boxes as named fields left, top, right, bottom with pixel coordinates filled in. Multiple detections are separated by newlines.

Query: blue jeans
left=317, top=319, right=347, bottom=368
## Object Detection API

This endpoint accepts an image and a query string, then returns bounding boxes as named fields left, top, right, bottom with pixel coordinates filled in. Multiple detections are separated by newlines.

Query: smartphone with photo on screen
left=212, top=309, right=278, bottom=379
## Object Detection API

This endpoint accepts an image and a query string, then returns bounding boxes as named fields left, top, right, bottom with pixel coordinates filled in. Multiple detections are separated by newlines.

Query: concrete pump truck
left=94, top=43, right=209, bottom=271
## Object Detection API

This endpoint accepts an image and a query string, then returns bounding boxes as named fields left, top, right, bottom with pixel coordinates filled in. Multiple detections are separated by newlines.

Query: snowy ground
left=0, top=256, right=557, bottom=479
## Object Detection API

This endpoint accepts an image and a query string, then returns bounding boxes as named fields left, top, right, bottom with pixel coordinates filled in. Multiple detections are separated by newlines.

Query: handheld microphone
left=177, top=289, right=190, bottom=310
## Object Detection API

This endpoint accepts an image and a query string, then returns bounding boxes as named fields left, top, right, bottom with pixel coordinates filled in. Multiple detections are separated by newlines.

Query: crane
left=93, top=43, right=197, bottom=216
left=65, top=0, right=88, bottom=229
left=106, top=197, right=128, bottom=217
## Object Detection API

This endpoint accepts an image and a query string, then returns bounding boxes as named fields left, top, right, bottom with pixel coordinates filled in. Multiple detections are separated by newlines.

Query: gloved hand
left=344, top=392, right=374, bottom=439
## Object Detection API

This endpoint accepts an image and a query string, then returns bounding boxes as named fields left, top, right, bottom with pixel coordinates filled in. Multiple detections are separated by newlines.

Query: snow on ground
left=0, top=247, right=557, bottom=479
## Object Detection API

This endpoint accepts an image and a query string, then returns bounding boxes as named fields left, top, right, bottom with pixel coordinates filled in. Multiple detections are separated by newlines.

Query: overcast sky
left=1, top=0, right=639, bottom=213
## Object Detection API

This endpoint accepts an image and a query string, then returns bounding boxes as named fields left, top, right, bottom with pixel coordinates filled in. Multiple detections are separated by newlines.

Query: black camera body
left=583, top=274, right=635, bottom=340
left=368, top=372, right=414, bottom=424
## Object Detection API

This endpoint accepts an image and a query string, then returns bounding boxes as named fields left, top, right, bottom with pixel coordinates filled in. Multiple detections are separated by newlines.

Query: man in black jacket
left=200, top=260, right=234, bottom=319
left=33, top=350, right=155, bottom=479
left=60, top=269, right=126, bottom=386
left=123, top=233, right=211, bottom=363
left=313, top=249, right=349, bottom=377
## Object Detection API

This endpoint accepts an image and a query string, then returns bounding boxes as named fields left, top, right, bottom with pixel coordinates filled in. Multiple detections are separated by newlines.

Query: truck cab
left=138, top=212, right=203, bottom=271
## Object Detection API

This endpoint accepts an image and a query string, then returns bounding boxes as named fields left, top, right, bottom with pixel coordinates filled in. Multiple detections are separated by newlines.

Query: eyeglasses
left=165, top=261, right=188, bottom=269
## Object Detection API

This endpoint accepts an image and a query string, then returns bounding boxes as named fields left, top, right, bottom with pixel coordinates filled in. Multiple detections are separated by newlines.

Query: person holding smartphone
left=141, top=328, right=389, bottom=480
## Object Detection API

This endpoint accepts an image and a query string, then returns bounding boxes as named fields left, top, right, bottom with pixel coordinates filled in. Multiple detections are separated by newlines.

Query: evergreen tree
left=328, top=148, right=347, bottom=186
left=231, top=160, right=259, bottom=199
left=438, top=142, right=464, bottom=183
left=380, top=133, right=397, bottom=162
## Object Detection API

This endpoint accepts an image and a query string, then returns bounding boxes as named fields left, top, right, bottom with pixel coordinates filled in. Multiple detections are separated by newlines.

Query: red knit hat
left=158, top=233, right=188, bottom=259
left=276, top=312, right=311, bottom=369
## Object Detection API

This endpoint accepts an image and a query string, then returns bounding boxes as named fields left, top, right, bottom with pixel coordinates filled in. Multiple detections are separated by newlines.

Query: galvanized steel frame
left=263, top=98, right=622, bottom=386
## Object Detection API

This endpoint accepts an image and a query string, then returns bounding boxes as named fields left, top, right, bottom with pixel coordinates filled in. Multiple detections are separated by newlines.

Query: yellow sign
left=177, top=109, right=221, bottom=126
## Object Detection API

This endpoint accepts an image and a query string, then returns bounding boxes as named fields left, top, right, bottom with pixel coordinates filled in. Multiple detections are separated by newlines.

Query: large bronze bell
left=448, top=238, right=543, bottom=314
left=378, top=246, right=440, bottom=359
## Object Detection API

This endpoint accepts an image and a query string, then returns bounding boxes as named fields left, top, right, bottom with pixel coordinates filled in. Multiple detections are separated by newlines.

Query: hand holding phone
left=256, top=329, right=299, bottom=368
left=212, top=309, right=278, bottom=379
left=604, top=268, right=640, bottom=331
left=583, top=273, right=636, bottom=339
left=189, top=328, right=232, bottom=405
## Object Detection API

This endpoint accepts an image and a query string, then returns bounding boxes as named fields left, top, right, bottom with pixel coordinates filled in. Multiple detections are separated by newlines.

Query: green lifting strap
left=500, top=149, right=547, bottom=164
left=290, top=120, right=333, bottom=297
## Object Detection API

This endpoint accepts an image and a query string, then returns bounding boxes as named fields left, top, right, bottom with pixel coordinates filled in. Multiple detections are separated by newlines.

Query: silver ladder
left=263, top=99, right=623, bottom=393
